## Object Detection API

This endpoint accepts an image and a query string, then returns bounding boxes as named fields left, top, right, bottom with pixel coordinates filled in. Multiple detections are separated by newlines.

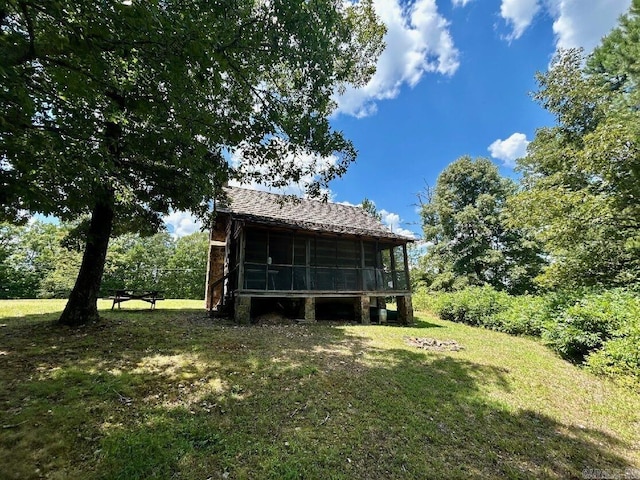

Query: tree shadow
left=0, top=310, right=636, bottom=479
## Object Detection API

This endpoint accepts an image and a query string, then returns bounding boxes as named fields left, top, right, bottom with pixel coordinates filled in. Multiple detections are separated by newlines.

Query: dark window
left=314, top=238, right=336, bottom=266
left=269, top=233, right=292, bottom=265
left=245, top=230, right=268, bottom=263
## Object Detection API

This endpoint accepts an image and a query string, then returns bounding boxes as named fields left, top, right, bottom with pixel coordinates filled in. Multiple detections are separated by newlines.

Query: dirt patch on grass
left=405, top=337, right=464, bottom=352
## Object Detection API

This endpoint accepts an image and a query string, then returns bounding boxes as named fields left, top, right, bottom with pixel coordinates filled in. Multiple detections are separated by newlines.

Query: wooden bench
left=109, top=289, right=164, bottom=310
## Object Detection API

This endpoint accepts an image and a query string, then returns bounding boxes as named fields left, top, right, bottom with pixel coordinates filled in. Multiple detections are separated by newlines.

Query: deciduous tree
left=0, top=1, right=384, bottom=324
left=509, top=2, right=640, bottom=287
left=421, top=156, right=544, bottom=294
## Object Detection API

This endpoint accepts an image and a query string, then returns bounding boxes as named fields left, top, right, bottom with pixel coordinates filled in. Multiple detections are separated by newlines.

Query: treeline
left=413, top=3, right=640, bottom=388
left=0, top=222, right=208, bottom=300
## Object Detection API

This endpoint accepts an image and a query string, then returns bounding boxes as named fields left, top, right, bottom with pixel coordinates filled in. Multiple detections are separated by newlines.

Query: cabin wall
left=238, top=227, right=410, bottom=294
left=204, top=215, right=229, bottom=311
left=206, top=223, right=414, bottom=323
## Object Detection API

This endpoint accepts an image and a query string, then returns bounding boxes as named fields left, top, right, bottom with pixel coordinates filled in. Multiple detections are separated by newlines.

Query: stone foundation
left=397, top=295, right=414, bottom=325
left=234, top=296, right=251, bottom=324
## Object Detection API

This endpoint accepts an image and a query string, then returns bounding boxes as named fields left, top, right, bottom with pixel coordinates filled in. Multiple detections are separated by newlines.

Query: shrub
left=493, top=295, right=547, bottom=336
left=541, top=289, right=639, bottom=363
left=426, top=286, right=511, bottom=328
left=588, top=334, right=640, bottom=389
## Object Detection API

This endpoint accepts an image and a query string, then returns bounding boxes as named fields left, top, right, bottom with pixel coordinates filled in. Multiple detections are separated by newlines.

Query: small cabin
left=205, top=187, right=414, bottom=324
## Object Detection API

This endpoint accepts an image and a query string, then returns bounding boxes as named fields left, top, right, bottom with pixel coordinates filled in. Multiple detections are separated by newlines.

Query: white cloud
left=488, top=132, right=530, bottom=167
left=500, top=0, right=541, bottom=41
left=228, top=147, right=337, bottom=197
left=335, top=0, right=459, bottom=118
left=549, top=0, right=631, bottom=52
left=163, top=210, right=202, bottom=238
left=380, top=209, right=417, bottom=238
left=499, top=0, right=631, bottom=52
left=452, top=0, right=473, bottom=6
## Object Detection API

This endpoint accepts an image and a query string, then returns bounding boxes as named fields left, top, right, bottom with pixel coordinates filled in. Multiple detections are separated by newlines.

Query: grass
left=1, top=300, right=638, bottom=479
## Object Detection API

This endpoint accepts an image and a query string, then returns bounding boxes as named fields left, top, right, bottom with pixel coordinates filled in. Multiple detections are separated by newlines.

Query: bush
left=493, top=295, right=547, bottom=336
left=541, top=289, right=638, bottom=363
left=414, top=285, right=639, bottom=388
left=588, top=334, right=640, bottom=389
left=425, top=286, right=511, bottom=328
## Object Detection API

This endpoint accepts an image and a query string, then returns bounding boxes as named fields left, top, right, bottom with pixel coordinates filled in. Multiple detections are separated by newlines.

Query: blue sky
left=166, top=0, right=631, bottom=238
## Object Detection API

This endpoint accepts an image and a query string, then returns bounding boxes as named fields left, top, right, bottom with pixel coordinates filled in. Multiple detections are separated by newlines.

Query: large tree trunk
left=58, top=190, right=115, bottom=326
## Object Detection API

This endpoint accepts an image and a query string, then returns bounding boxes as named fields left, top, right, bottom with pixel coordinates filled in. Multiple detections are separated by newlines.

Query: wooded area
left=413, top=2, right=640, bottom=388
left=0, top=0, right=384, bottom=325
left=0, top=222, right=208, bottom=300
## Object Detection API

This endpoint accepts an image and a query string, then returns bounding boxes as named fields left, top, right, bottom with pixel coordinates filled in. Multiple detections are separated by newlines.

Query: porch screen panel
left=362, top=242, right=377, bottom=290
left=244, top=230, right=268, bottom=289
left=245, top=230, right=268, bottom=263
left=380, top=247, right=393, bottom=290
left=293, top=237, right=307, bottom=289
left=393, top=245, right=408, bottom=290
left=293, top=237, right=306, bottom=265
left=336, top=239, right=359, bottom=289
left=269, top=233, right=292, bottom=265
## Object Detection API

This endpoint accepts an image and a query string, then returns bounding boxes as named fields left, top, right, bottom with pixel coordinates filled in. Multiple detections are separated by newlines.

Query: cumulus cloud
left=335, top=0, right=459, bottom=117
left=228, top=147, right=338, bottom=197
left=499, top=0, right=631, bottom=52
left=549, top=0, right=631, bottom=52
left=380, top=209, right=417, bottom=238
left=488, top=132, right=530, bottom=167
left=451, top=0, right=473, bottom=6
left=163, top=210, right=203, bottom=238
left=500, top=0, right=541, bottom=41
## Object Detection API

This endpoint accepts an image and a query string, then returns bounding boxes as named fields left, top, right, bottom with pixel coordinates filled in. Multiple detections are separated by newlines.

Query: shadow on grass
left=0, top=310, right=635, bottom=479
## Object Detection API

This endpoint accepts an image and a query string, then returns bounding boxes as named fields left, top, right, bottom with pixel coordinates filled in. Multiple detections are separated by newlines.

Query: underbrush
left=414, top=286, right=640, bottom=388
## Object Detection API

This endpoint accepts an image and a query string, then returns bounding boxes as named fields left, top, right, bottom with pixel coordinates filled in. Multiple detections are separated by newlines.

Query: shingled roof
left=217, top=186, right=413, bottom=242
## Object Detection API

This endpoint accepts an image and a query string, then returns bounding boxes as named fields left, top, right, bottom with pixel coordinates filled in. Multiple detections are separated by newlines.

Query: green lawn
left=1, top=300, right=638, bottom=479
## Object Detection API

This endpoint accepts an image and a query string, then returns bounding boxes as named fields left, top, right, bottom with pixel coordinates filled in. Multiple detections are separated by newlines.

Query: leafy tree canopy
left=420, top=156, right=544, bottom=294
left=509, top=1, right=640, bottom=288
left=0, top=0, right=384, bottom=324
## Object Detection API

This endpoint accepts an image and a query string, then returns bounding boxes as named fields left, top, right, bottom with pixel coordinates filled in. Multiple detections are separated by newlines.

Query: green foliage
left=0, top=221, right=208, bottom=300
left=360, top=198, right=382, bottom=221
left=420, top=157, right=545, bottom=294
left=588, top=332, right=640, bottom=388
left=1, top=0, right=384, bottom=323
left=0, top=221, right=82, bottom=298
left=542, top=289, right=640, bottom=363
left=418, top=285, right=640, bottom=387
left=421, top=286, right=511, bottom=327
left=509, top=2, right=640, bottom=288
left=162, top=232, right=209, bottom=299
left=102, top=232, right=208, bottom=299
left=492, top=295, right=547, bottom=337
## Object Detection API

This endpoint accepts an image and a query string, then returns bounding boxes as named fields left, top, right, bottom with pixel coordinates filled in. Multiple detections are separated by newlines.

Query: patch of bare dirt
left=405, top=337, right=464, bottom=352
left=254, top=312, right=296, bottom=325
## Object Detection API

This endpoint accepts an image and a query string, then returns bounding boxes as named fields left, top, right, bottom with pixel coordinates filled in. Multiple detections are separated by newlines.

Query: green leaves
left=1, top=0, right=384, bottom=226
left=419, top=156, right=545, bottom=294
left=511, top=4, right=640, bottom=288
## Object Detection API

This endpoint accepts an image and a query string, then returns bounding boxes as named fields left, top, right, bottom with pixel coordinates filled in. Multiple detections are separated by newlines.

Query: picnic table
left=109, top=289, right=164, bottom=310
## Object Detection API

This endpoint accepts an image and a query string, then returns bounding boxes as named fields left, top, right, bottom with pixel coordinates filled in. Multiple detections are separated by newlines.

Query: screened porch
left=239, top=228, right=410, bottom=294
